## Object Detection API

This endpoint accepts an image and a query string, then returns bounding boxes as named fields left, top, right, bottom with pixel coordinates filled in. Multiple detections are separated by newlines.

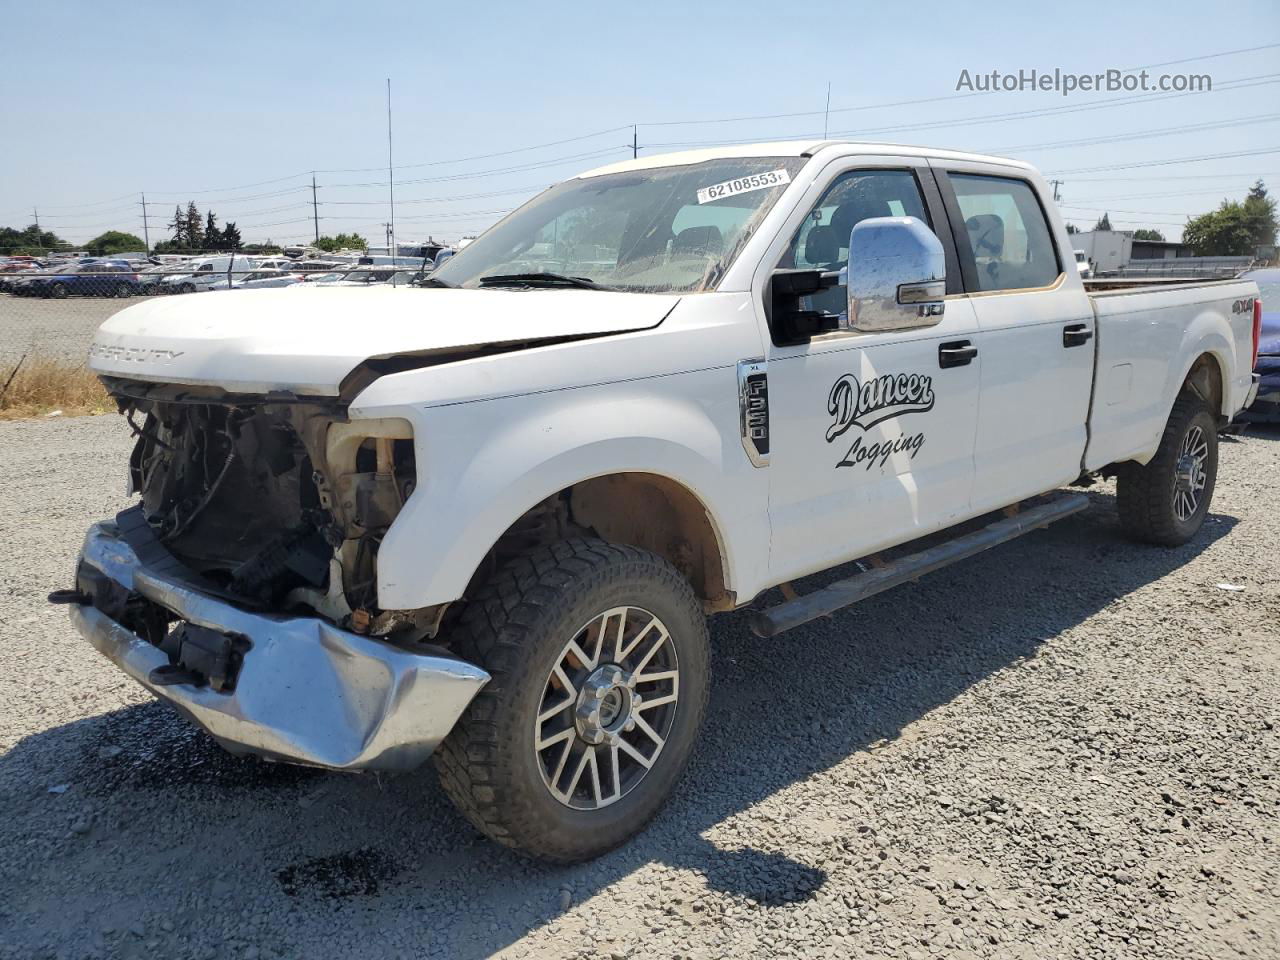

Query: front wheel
left=1116, top=393, right=1218, bottom=545
left=48, top=282, right=68, bottom=299
left=115, top=282, right=133, bottom=298
left=179, top=282, right=196, bottom=294
left=434, top=539, right=709, bottom=862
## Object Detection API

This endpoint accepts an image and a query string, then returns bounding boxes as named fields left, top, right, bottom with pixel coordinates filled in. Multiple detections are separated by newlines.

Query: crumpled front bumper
left=67, top=521, right=489, bottom=771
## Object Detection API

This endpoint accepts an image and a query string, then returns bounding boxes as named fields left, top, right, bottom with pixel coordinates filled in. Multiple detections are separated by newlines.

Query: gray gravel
left=1, top=413, right=1276, bottom=960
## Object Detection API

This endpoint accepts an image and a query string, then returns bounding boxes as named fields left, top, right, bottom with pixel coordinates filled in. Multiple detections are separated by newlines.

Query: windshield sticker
left=696, top=169, right=791, bottom=205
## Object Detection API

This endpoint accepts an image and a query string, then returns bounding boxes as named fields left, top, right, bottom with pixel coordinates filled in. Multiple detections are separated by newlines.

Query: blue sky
left=0, top=0, right=1276, bottom=245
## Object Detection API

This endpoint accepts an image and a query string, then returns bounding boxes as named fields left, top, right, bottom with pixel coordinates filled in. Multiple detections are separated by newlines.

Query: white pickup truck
left=64, top=140, right=1263, bottom=862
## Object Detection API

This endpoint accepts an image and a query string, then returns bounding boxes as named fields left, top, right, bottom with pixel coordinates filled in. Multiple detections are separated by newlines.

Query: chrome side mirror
left=846, top=216, right=945, bottom=332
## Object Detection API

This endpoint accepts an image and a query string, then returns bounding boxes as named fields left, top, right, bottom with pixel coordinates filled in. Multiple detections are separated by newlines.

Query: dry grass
left=0, top=353, right=113, bottom=420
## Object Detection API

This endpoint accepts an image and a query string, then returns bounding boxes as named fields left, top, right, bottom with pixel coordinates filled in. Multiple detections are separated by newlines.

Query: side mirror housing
left=769, top=268, right=842, bottom=342
left=847, top=216, right=946, bottom=332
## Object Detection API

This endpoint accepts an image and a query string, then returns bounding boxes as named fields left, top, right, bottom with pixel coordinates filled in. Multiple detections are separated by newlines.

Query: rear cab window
left=944, top=173, right=1061, bottom=293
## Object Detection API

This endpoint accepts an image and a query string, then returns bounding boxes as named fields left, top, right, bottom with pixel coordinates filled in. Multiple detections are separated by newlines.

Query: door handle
left=1063, top=323, right=1094, bottom=347
left=938, top=340, right=978, bottom=368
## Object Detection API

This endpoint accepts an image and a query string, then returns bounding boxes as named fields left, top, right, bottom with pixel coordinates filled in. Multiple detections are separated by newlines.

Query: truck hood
left=88, top=286, right=680, bottom=396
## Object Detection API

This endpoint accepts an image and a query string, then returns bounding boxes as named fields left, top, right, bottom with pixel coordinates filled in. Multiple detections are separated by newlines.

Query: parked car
left=219, top=268, right=304, bottom=290
left=70, top=141, right=1261, bottom=863
left=158, top=256, right=274, bottom=293
left=1241, top=266, right=1278, bottom=421
left=1074, top=249, right=1092, bottom=279
left=22, top=262, right=139, bottom=298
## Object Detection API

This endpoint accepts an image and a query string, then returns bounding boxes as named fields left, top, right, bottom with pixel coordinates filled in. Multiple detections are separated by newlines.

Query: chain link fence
left=0, top=256, right=437, bottom=375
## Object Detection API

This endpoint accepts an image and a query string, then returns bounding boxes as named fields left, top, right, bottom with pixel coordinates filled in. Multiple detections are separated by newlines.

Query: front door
left=761, top=164, right=983, bottom=584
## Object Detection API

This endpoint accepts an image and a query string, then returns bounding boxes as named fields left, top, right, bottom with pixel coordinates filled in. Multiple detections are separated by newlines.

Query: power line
left=1045, top=146, right=1280, bottom=175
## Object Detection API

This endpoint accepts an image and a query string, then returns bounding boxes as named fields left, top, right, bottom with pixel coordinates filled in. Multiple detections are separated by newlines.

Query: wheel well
left=1182, top=352, right=1224, bottom=417
left=478, top=473, right=733, bottom=612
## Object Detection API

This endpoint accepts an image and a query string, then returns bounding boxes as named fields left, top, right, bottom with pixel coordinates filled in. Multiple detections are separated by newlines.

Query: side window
left=948, top=174, right=1060, bottom=292
left=782, top=169, right=930, bottom=316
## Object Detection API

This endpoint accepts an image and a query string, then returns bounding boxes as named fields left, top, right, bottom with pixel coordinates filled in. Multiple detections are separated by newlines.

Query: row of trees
left=314, top=232, right=367, bottom=252
left=155, top=202, right=243, bottom=253
left=1068, top=181, right=1276, bottom=256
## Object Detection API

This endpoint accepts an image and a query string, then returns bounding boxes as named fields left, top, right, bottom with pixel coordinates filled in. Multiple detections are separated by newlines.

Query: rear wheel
left=180, top=282, right=196, bottom=294
left=1116, top=393, right=1218, bottom=545
left=434, top=538, right=709, bottom=862
left=115, top=282, right=132, bottom=298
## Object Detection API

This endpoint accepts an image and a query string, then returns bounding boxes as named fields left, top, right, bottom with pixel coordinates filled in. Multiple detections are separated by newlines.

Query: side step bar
left=750, top=493, right=1090, bottom=638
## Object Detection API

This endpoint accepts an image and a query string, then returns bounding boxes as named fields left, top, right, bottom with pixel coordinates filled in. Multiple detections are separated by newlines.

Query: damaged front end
left=117, top=378, right=425, bottom=635
left=58, top=378, right=489, bottom=772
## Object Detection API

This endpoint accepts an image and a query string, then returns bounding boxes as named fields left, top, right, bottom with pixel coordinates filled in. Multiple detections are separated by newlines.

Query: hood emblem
left=89, top=343, right=186, bottom=364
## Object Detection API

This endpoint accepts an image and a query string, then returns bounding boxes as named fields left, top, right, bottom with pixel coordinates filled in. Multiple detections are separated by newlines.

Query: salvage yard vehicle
left=61, top=141, right=1262, bottom=862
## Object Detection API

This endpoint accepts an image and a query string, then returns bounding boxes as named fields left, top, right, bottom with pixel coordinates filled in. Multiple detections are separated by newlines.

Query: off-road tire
left=434, top=538, right=710, bottom=862
left=1116, top=392, right=1218, bottom=546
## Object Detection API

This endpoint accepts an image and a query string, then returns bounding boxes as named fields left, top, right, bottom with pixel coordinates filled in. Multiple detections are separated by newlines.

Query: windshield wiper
left=478, top=272, right=605, bottom=290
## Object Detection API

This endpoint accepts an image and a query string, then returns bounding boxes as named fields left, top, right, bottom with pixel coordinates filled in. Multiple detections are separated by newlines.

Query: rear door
left=933, top=165, right=1095, bottom=512
left=757, top=158, right=984, bottom=583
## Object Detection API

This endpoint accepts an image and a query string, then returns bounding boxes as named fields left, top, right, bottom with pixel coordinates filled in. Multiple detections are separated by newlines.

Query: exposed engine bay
left=109, top=378, right=421, bottom=637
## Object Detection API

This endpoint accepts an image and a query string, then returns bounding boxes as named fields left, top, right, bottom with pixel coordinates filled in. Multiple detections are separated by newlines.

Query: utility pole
left=632, top=125, right=638, bottom=159
left=311, top=174, right=320, bottom=243
left=140, top=192, right=151, bottom=252
left=32, top=207, right=39, bottom=230
left=1049, top=179, right=1063, bottom=202
left=823, top=82, right=831, bottom=139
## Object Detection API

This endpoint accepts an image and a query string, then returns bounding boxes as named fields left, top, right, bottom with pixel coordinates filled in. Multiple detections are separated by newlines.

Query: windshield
left=432, top=156, right=807, bottom=293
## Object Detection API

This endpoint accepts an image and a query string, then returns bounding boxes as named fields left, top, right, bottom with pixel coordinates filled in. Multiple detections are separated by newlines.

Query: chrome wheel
left=534, top=606, right=679, bottom=810
left=1172, top=423, right=1208, bottom=521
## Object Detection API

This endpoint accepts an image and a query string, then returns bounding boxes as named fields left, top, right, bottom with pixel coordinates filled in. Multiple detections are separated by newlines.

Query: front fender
left=353, top=368, right=765, bottom=610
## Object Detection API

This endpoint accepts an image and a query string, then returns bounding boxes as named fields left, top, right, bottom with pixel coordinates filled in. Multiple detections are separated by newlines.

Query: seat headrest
left=831, top=198, right=892, bottom=238
left=802, top=225, right=839, bottom=266
left=966, top=214, right=1005, bottom=257
left=671, top=225, right=724, bottom=257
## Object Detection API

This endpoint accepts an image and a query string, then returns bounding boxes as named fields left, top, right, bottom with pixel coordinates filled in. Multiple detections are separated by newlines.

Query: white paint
left=87, top=142, right=1260, bottom=613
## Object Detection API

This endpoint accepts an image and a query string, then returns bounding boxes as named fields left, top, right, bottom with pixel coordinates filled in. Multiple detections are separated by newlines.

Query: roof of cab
left=577, top=140, right=1034, bottom=178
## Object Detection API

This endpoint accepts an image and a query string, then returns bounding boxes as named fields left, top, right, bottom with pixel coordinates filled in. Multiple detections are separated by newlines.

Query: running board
left=750, top=493, right=1090, bottom=638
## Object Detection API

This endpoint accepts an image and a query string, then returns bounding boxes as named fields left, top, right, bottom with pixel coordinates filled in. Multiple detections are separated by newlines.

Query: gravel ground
left=0, top=414, right=1276, bottom=960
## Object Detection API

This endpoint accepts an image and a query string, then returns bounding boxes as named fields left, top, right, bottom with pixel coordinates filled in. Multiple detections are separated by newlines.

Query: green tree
left=1242, top=180, right=1277, bottom=249
left=0, top=224, right=67, bottom=255
left=1094, top=213, right=1112, bottom=232
left=222, top=221, right=243, bottom=251
left=314, top=232, right=367, bottom=252
left=85, top=230, right=146, bottom=257
left=1182, top=202, right=1254, bottom=256
left=185, top=201, right=203, bottom=250
left=1132, top=229, right=1166, bottom=242
left=1064, top=222, right=1079, bottom=234
left=204, top=211, right=221, bottom=250
left=166, top=204, right=188, bottom=248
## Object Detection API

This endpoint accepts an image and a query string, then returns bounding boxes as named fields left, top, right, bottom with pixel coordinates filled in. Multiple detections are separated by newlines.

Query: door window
left=781, top=169, right=930, bottom=317
left=948, top=174, right=1060, bottom=293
